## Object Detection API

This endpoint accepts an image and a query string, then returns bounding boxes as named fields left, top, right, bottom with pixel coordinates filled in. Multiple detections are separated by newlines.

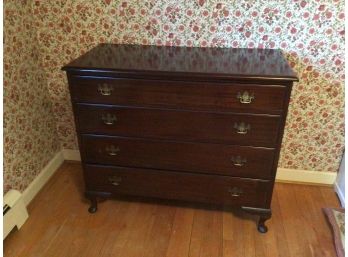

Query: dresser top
left=62, top=44, right=298, bottom=82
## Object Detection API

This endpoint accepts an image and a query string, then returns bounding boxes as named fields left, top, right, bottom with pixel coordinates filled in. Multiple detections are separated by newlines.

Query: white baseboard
left=334, top=182, right=345, bottom=207
left=61, top=149, right=337, bottom=185
left=276, top=168, right=337, bottom=185
left=22, top=151, right=64, bottom=206
left=4, top=190, right=29, bottom=239
left=62, top=149, right=81, bottom=161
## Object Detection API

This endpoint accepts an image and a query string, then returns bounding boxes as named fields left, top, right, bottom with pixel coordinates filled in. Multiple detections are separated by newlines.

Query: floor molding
left=334, top=182, right=345, bottom=207
left=22, top=151, right=64, bottom=206
left=276, top=168, right=337, bottom=185
left=62, top=149, right=337, bottom=185
left=62, top=149, right=81, bottom=161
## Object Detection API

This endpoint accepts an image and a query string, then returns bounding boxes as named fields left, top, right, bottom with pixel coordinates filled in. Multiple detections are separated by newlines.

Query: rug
left=323, top=207, right=345, bottom=257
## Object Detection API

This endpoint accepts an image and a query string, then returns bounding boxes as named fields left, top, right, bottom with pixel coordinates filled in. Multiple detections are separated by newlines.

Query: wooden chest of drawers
left=62, top=44, right=298, bottom=233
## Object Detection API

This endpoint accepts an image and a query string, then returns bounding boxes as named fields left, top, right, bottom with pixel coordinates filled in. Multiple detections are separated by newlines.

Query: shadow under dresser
left=62, top=44, right=298, bottom=233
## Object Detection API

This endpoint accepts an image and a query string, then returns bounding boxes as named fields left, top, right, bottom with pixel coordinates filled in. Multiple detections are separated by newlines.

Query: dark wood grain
left=81, top=135, right=276, bottom=179
left=70, top=76, right=288, bottom=115
left=4, top=163, right=339, bottom=257
left=76, top=104, right=281, bottom=147
left=62, top=44, right=298, bottom=232
left=264, top=85, right=293, bottom=208
left=62, top=44, right=298, bottom=82
left=84, top=164, right=270, bottom=207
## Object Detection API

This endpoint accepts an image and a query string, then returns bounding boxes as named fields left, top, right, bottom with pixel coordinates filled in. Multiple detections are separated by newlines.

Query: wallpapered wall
left=4, top=1, right=60, bottom=192
left=3, top=0, right=345, bottom=192
left=34, top=0, right=345, bottom=172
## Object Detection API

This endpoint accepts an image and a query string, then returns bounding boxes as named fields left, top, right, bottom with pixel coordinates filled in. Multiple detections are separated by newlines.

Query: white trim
left=62, top=149, right=81, bottom=161
left=334, top=152, right=345, bottom=207
left=276, top=168, right=337, bottom=185
left=22, top=151, right=64, bottom=206
left=334, top=182, right=345, bottom=207
left=4, top=190, right=29, bottom=239
left=61, top=149, right=337, bottom=185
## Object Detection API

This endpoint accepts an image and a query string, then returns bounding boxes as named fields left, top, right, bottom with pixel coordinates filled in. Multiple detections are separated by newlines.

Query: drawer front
left=81, top=135, right=275, bottom=179
left=76, top=105, right=281, bottom=147
left=69, top=76, right=287, bottom=114
left=84, top=164, right=270, bottom=207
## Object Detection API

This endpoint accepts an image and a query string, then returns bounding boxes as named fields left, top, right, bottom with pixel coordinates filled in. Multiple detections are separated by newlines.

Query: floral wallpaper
left=34, top=0, right=345, bottom=172
left=4, top=1, right=60, bottom=193
left=4, top=0, right=345, bottom=193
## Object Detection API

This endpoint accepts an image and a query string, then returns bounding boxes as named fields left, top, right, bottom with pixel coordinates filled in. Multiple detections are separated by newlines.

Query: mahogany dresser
left=62, top=44, right=298, bottom=233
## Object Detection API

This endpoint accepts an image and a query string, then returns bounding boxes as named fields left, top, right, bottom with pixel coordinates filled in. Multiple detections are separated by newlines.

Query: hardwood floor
left=4, top=162, right=340, bottom=257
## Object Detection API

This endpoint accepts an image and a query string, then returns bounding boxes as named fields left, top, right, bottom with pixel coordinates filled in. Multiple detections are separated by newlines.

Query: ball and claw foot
left=241, top=207, right=271, bottom=233
left=87, top=195, right=98, bottom=214
left=257, top=216, right=269, bottom=233
left=88, top=206, right=97, bottom=213
left=257, top=222, right=268, bottom=233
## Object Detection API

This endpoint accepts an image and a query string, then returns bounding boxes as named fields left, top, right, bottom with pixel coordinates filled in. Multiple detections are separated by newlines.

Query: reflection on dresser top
left=63, top=44, right=298, bottom=81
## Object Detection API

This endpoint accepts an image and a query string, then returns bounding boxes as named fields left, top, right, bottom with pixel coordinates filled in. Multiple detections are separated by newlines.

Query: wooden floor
left=4, top=162, right=341, bottom=257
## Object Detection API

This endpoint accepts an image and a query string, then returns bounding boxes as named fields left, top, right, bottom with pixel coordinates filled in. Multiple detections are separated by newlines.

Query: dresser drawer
left=69, top=76, right=287, bottom=114
left=76, top=104, right=281, bottom=147
left=84, top=164, right=270, bottom=207
left=81, top=135, right=275, bottom=179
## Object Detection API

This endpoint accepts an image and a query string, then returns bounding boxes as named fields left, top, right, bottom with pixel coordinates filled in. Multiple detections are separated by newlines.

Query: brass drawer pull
left=98, top=83, right=113, bottom=96
left=105, top=145, right=120, bottom=156
left=237, top=91, right=254, bottom=104
left=231, top=156, right=247, bottom=167
left=101, top=113, right=117, bottom=125
left=228, top=187, right=243, bottom=197
left=108, top=176, right=122, bottom=186
left=234, top=122, right=250, bottom=135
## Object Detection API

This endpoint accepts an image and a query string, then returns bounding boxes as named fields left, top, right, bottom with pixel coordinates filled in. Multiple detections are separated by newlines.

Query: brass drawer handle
left=105, top=145, right=120, bottom=156
left=101, top=113, right=117, bottom=125
left=231, top=156, right=247, bottom=167
left=234, top=122, right=250, bottom=135
left=228, top=187, right=243, bottom=197
left=98, top=83, right=113, bottom=96
left=108, top=176, right=122, bottom=186
left=237, top=91, right=254, bottom=104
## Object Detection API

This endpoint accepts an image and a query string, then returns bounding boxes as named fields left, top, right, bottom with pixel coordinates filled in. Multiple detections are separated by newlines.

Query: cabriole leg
left=87, top=195, right=98, bottom=213
left=258, top=214, right=271, bottom=233
left=241, top=207, right=272, bottom=233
